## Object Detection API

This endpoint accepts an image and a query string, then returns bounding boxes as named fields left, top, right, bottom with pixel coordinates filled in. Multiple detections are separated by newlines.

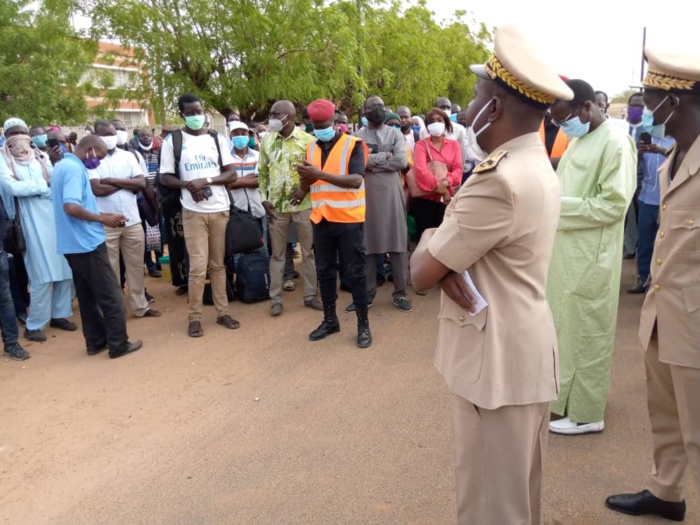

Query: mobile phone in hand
left=47, top=138, right=59, bottom=149
left=639, top=132, right=652, bottom=146
left=202, top=186, right=213, bottom=198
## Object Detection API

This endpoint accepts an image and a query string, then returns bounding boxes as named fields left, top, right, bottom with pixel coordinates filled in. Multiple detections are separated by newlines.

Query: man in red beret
left=296, top=99, right=372, bottom=348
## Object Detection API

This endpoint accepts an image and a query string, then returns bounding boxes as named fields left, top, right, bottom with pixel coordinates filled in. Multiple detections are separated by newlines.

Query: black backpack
left=156, top=129, right=223, bottom=211
left=235, top=251, right=270, bottom=303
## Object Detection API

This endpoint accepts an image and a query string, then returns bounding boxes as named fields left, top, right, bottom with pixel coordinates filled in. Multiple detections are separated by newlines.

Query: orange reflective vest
left=539, top=120, right=569, bottom=159
left=306, top=134, right=369, bottom=224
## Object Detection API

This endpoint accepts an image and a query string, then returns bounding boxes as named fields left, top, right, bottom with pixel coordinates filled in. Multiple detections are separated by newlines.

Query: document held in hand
left=461, top=271, right=488, bottom=316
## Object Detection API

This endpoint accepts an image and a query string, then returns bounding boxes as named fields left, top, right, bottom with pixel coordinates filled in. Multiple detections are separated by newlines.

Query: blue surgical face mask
left=411, top=125, right=421, bottom=133
left=642, top=95, right=674, bottom=139
left=315, top=126, right=336, bottom=142
left=389, top=124, right=401, bottom=130
left=361, top=117, right=368, bottom=127
left=248, top=136, right=257, bottom=148
left=559, top=115, right=590, bottom=138
left=450, top=113, right=458, bottom=122
left=32, top=134, right=47, bottom=148
left=232, top=136, right=249, bottom=150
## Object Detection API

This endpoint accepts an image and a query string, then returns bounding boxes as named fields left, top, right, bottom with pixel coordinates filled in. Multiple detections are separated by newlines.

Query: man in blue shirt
left=52, top=135, right=142, bottom=358
left=627, top=135, right=676, bottom=294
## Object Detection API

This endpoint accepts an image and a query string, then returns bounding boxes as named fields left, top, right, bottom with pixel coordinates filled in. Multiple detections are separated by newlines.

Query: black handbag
left=225, top=188, right=264, bottom=256
left=4, top=198, right=26, bottom=254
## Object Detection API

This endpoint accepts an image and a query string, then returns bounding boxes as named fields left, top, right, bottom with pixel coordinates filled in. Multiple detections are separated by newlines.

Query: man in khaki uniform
left=606, top=47, right=700, bottom=523
left=411, top=24, right=572, bottom=525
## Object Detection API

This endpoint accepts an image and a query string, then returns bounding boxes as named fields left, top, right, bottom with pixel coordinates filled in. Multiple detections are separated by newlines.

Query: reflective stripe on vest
left=307, top=134, right=367, bottom=224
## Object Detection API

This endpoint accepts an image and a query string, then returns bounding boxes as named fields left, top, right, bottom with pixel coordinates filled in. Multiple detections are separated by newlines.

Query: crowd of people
left=0, top=21, right=698, bottom=525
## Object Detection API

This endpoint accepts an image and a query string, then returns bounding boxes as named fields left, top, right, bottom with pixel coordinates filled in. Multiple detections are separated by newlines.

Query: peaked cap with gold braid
left=470, top=24, right=573, bottom=108
left=643, top=46, right=700, bottom=94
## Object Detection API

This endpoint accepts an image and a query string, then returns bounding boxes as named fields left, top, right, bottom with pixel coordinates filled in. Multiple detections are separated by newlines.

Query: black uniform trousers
left=312, top=219, right=368, bottom=311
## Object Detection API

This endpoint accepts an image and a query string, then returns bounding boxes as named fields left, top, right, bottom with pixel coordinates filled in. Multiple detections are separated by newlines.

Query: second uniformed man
left=410, top=24, right=573, bottom=524
left=605, top=44, right=700, bottom=524
left=297, top=99, right=372, bottom=348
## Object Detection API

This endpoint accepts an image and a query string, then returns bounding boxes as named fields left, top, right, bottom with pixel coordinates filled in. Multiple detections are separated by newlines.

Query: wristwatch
left=206, top=177, right=213, bottom=184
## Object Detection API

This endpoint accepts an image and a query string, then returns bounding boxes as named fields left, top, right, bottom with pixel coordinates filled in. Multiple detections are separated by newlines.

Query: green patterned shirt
left=258, top=127, right=315, bottom=213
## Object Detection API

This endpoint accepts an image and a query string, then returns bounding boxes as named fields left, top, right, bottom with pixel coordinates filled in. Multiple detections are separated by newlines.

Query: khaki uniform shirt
left=428, top=133, right=561, bottom=409
left=640, top=136, right=700, bottom=368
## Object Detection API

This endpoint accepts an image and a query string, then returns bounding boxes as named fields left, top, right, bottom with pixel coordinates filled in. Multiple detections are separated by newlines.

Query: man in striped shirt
left=229, top=122, right=268, bottom=254
left=134, top=128, right=163, bottom=279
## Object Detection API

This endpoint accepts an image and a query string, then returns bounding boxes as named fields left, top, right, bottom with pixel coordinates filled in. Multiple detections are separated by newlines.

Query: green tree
left=84, top=0, right=491, bottom=121
left=0, top=0, right=96, bottom=125
left=87, top=0, right=365, bottom=123
left=612, top=89, right=641, bottom=104
left=362, top=2, right=490, bottom=115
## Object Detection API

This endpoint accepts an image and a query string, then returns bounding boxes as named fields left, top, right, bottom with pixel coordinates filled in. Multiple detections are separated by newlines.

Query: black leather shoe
left=87, top=343, right=108, bottom=356
left=627, top=280, right=649, bottom=294
left=24, top=329, right=47, bottom=342
left=109, top=340, right=143, bottom=359
left=50, top=318, right=78, bottom=331
left=309, top=317, right=340, bottom=341
left=606, top=490, right=685, bottom=521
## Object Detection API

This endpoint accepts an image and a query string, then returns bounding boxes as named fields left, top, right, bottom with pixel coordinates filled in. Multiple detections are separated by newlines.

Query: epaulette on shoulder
left=473, top=149, right=508, bottom=174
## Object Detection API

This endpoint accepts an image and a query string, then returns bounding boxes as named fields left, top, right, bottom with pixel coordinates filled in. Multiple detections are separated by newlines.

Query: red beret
left=307, top=99, right=336, bottom=121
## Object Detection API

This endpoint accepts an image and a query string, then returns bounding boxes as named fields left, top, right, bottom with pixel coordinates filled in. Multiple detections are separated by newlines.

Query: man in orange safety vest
left=297, top=98, right=372, bottom=348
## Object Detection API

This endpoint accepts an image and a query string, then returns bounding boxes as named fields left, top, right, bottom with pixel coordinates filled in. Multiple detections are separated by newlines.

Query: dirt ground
left=0, top=260, right=697, bottom=525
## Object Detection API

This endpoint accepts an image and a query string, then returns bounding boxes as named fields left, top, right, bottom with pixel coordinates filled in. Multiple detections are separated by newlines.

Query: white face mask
left=464, top=98, right=495, bottom=158
left=464, top=125, right=487, bottom=162
left=116, top=130, right=129, bottom=146
left=427, top=122, right=446, bottom=137
left=140, top=140, right=153, bottom=151
left=100, top=135, right=119, bottom=150
left=268, top=115, right=287, bottom=133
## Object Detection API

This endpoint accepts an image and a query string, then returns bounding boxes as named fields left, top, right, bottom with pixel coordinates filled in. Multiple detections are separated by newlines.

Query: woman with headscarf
left=412, top=116, right=427, bottom=136
left=0, top=118, right=76, bottom=342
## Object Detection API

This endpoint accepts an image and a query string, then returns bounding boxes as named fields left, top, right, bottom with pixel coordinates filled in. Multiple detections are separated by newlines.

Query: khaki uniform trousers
left=645, top=337, right=700, bottom=502
left=182, top=209, right=230, bottom=321
left=452, top=395, right=550, bottom=525
left=105, top=224, right=148, bottom=317
left=268, top=208, right=317, bottom=304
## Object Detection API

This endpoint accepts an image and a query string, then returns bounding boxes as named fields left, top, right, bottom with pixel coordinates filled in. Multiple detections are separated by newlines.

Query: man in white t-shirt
left=159, top=93, right=239, bottom=338
left=89, top=119, right=161, bottom=319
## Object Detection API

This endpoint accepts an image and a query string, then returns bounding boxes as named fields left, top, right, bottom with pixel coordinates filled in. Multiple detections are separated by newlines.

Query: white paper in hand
left=461, top=271, right=488, bottom=316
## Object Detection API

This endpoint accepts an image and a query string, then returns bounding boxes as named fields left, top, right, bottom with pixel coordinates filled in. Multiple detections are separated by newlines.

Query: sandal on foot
left=216, top=315, right=241, bottom=330
left=141, top=309, right=162, bottom=318
left=188, top=321, right=204, bottom=338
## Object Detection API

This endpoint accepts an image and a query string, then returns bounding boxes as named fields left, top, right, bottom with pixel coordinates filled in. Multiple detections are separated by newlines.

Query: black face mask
left=366, top=105, right=386, bottom=124
left=400, top=124, right=411, bottom=133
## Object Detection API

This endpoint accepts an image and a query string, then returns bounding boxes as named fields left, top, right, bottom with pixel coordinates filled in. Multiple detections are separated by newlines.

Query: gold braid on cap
left=643, top=69, right=697, bottom=91
left=485, top=54, right=555, bottom=105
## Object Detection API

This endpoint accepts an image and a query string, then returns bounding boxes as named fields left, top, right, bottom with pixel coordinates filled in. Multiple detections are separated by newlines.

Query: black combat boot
left=356, top=308, right=372, bottom=348
left=309, top=303, right=340, bottom=341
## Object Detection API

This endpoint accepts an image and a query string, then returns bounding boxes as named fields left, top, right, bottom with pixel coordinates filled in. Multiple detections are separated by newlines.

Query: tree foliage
left=362, top=3, right=490, bottom=114
left=611, top=88, right=641, bottom=104
left=85, top=0, right=491, bottom=123
left=0, top=0, right=96, bottom=125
